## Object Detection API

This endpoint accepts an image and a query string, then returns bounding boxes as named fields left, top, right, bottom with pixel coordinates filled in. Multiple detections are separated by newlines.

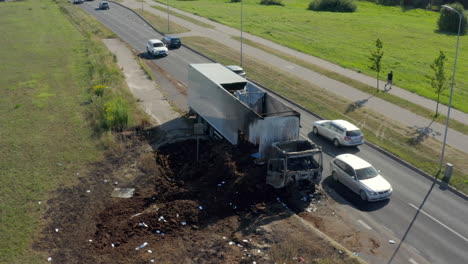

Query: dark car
left=73, top=0, right=84, bottom=4
left=161, top=36, right=181, bottom=49
left=99, top=1, right=109, bottom=9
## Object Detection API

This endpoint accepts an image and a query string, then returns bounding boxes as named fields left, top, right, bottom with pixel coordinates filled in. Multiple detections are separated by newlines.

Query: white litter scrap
left=135, top=242, right=148, bottom=250
left=86, top=190, right=91, bottom=193
left=228, top=241, right=235, bottom=245
left=114, top=181, right=119, bottom=185
left=242, top=239, right=248, bottom=243
left=54, top=228, right=59, bottom=233
left=150, top=260, right=155, bottom=263
left=111, top=243, right=115, bottom=248
left=147, top=249, right=153, bottom=253
left=181, top=221, right=187, bottom=226
left=158, top=216, right=167, bottom=222
left=88, top=239, right=93, bottom=242
left=111, top=188, right=135, bottom=198
left=38, top=201, right=42, bottom=204
left=222, top=236, right=227, bottom=240
left=104, top=179, right=108, bottom=183
left=237, top=244, right=243, bottom=248
left=257, top=249, right=261, bottom=253
left=389, top=240, right=396, bottom=244
left=198, top=206, right=204, bottom=210
left=47, top=256, right=52, bottom=262
left=138, top=222, right=149, bottom=228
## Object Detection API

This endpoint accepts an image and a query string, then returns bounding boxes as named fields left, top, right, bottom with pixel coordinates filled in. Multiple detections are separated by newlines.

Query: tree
left=369, top=38, right=384, bottom=91
left=426, top=50, right=448, bottom=117
left=438, top=2, right=467, bottom=35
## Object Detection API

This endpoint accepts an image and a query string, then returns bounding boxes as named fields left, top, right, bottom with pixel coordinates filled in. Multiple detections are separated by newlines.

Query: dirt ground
left=34, top=128, right=378, bottom=263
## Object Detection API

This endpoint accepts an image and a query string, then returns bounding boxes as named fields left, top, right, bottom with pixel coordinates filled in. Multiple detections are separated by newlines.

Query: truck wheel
left=333, top=139, right=340, bottom=148
left=360, top=190, right=367, bottom=201
left=313, top=127, right=319, bottom=136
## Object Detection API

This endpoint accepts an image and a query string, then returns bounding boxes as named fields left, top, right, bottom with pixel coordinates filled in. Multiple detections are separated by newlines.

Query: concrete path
left=102, top=39, right=188, bottom=133
left=120, top=0, right=468, bottom=154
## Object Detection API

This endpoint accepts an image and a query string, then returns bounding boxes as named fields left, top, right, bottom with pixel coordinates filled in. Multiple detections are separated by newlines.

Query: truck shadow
left=322, top=176, right=390, bottom=212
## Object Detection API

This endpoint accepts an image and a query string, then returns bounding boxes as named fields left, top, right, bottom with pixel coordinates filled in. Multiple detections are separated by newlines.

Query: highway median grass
left=182, top=36, right=468, bottom=194
left=0, top=0, right=145, bottom=262
left=150, top=4, right=215, bottom=29
left=154, top=0, right=468, bottom=113
left=134, top=9, right=190, bottom=34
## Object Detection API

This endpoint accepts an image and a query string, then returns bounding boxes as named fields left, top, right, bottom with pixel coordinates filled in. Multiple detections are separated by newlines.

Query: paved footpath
left=121, top=0, right=468, bottom=154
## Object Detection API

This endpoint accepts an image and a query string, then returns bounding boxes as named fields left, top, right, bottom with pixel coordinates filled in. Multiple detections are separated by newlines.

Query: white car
left=146, top=39, right=168, bottom=57
left=313, top=119, right=364, bottom=147
left=330, top=154, right=392, bottom=201
left=226, top=65, right=246, bottom=78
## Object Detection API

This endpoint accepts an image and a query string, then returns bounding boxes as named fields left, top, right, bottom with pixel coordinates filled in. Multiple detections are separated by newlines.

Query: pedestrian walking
left=384, top=71, right=393, bottom=91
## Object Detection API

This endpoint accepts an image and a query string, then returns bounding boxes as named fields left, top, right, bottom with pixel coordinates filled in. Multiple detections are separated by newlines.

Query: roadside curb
left=111, top=0, right=467, bottom=201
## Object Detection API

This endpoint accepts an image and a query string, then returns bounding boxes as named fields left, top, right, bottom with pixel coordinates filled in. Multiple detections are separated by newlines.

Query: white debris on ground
left=135, top=242, right=148, bottom=250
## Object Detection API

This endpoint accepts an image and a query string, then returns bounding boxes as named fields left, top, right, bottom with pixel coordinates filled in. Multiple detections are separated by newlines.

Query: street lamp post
left=167, top=0, right=170, bottom=33
left=240, top=0, right=244, bottom=67
left=438, top=5, right=467, bottom=172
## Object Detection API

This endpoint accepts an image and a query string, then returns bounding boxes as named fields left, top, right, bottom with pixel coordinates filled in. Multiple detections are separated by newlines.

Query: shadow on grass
left=345, top=92, right=377, bottom=114
left=407, top=117, right=441, bottom=145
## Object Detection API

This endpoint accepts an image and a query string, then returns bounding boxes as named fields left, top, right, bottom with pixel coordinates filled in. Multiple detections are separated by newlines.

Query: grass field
left=183, top=36, right=468, bottom=194
left=0, top=1, right=143, bottom=262
left=154, top=0, right=468, bottom=113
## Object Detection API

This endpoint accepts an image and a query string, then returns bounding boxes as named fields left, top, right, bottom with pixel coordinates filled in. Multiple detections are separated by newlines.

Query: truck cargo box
left=188, top=63, right=300, bottom=159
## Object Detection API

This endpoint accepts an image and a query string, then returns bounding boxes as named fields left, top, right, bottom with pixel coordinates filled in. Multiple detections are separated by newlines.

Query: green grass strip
left=151, top=4, right=215, bottom=29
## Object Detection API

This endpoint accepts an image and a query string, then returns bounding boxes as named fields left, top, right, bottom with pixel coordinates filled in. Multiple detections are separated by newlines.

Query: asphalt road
left=79, top=2, right=468, bottom=263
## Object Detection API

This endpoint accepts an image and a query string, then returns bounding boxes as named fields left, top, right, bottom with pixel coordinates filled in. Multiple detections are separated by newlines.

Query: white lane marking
left=358, top=219, right=372, bottom=230
left=409, top=258, right=419, bottom=264
left=408, top=203, right=468, bottom=243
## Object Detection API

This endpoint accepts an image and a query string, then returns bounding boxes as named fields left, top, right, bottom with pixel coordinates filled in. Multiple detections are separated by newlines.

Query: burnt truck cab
left=266, top=140, right=323, bottom=188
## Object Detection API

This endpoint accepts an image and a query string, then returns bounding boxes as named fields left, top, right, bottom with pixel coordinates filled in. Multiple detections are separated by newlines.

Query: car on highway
left=226, top=65, right=246, bottom=78
left=73, top=0, right=84, bottom=4
left=99, top=1, right=109, bottom=10
left=146, top=39, right=168, bottom=57
left=161, top=36, right=182, bottom=49
left=331, top=154, right=392, bottom=201
left=312, top=119, right=364, bottom=147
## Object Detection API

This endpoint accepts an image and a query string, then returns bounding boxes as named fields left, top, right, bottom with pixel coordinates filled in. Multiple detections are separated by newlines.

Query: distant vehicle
left=146, top=39, right=168, bottom=57
left=99, top=1, right=109, bottom=9
left=312, top=119, right=364, bottom=147
left=73, top=0, right=84, bottom=4
left=161, top=36, right=182, bottom=49
left=226, top=65, right=246, bottom=78
left=330, top=154, right=392, bottom=202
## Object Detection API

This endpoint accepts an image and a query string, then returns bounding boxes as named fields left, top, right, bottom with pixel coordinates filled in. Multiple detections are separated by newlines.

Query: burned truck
left=188, top=63, right=322, bottom=188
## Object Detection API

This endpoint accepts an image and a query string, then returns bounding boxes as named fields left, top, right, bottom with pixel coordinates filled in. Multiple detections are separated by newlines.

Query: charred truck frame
left=188, top=63, right=322, bottom=188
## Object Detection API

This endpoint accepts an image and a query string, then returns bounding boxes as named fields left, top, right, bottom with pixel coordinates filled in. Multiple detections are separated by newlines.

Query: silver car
left=226, top=65, right=246, bottom=78
left=330, top=154, right=392, bottom=201
left=313, top=119, right=364, bottom=147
